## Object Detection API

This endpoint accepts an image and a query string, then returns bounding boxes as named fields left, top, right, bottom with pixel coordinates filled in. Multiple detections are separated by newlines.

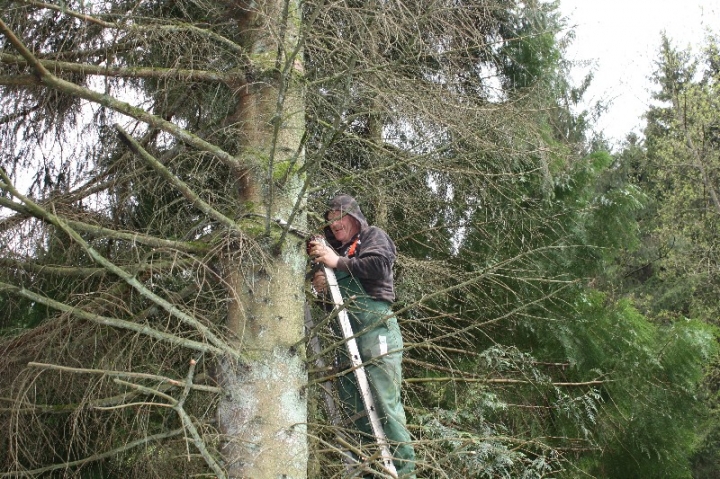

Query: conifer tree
left=615, top=33, right=720, bottom=477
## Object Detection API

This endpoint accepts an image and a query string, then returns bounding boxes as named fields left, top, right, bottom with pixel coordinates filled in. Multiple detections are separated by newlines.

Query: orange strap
left=346, top=236, right=360, bottom=258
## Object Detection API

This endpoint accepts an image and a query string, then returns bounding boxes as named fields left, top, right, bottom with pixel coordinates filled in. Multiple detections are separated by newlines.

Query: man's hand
left=308, top=240, right=340, bottom=269
left=311, top=270, right=327, bottom=294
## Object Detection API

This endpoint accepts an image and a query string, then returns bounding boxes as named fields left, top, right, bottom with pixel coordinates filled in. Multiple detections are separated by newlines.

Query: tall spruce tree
left=0, top=0, right=307, bottom=477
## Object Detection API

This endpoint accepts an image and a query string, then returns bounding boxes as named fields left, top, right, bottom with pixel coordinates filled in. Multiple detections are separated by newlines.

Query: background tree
left=611, top=33, right=720, bottom=478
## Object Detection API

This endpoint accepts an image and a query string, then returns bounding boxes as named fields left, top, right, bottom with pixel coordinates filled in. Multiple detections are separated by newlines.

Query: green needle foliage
left=613, top=32, right=720, bottom=478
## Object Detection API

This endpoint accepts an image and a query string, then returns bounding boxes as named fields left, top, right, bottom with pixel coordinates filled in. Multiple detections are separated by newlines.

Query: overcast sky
left=558, top=0, right=720, bottom=146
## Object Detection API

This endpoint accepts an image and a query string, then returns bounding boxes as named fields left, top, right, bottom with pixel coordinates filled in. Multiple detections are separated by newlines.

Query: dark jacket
left=324, top=195, right=397, bottom=303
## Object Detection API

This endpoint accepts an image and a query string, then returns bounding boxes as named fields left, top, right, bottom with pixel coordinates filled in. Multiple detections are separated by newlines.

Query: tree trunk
left=216, top=0, right=307, bottom=477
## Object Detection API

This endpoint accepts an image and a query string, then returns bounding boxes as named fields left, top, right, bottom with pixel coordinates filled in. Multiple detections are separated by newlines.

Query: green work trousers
left=335, top=271, right=416, bottom=478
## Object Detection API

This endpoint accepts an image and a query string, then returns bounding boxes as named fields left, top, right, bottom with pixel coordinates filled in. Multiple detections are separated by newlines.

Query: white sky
left=558, top=0, right=720, bottom=146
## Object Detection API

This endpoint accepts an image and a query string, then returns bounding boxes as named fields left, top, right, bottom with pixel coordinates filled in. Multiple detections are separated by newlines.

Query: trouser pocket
left=357, top=317, right=402, bottom=363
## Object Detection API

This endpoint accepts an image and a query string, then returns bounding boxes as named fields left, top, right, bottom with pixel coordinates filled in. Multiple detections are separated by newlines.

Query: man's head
left=324, top=194, right=368, bottom=244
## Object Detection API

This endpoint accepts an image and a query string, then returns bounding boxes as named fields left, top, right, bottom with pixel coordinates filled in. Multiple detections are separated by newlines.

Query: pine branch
left=0, top=74, right=40, bottom=87
left=0, top=379, right=215, bottom=414
left=404, top=377, right=605, bottom=387
left=392, top=245, right=578, bottom=319
left=0, top=256, right=196, bottom=278
left=65, top=218, right=210, bottom=253
left=0, top=197, right=208, bottom=253
left=115, top=125, right=244, bottom=234
left=671, top=92, right=720, bottom=215
left=19, top=0, right=119, bottom=28
left=109, top=360, right=227, bottom=479
left=0, top=18, right=245, bottom=172
left=27, top=362, right=221, bottom=394
left=0, top=53, right=242, bottom=83
left=19, top=0, right=246, bottom=54
left=0, top=170, right=235, bottom=357
left=0, top=280, right=225, bottom=356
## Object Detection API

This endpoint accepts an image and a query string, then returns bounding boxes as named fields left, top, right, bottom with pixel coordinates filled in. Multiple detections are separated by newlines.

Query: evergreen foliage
left=612, top=32, right=720, bottom=478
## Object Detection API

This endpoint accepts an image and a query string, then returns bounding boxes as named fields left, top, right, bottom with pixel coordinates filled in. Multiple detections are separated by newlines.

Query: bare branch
left=0, top=172, right=235, bottom=357
left=0, top=53, right=244, bottom=83
left=0, top=280, right=225, bottom=356
left=0, top=18, right=245, bottom=172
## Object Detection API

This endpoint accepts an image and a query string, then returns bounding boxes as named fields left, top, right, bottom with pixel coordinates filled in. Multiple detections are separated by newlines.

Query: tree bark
left=215, top=0, right=308, bottom=477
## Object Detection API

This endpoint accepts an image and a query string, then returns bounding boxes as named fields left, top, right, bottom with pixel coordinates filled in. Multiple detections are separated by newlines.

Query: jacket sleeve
left=335, top=226, right=396, bottom=302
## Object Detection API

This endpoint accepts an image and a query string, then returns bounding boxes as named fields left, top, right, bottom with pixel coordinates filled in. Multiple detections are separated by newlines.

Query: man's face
left=327, top=210, right=359, bottom=245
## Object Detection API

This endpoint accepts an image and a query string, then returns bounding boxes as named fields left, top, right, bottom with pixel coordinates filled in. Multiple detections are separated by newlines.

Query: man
left=308, top=194, right=416, bottom=478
